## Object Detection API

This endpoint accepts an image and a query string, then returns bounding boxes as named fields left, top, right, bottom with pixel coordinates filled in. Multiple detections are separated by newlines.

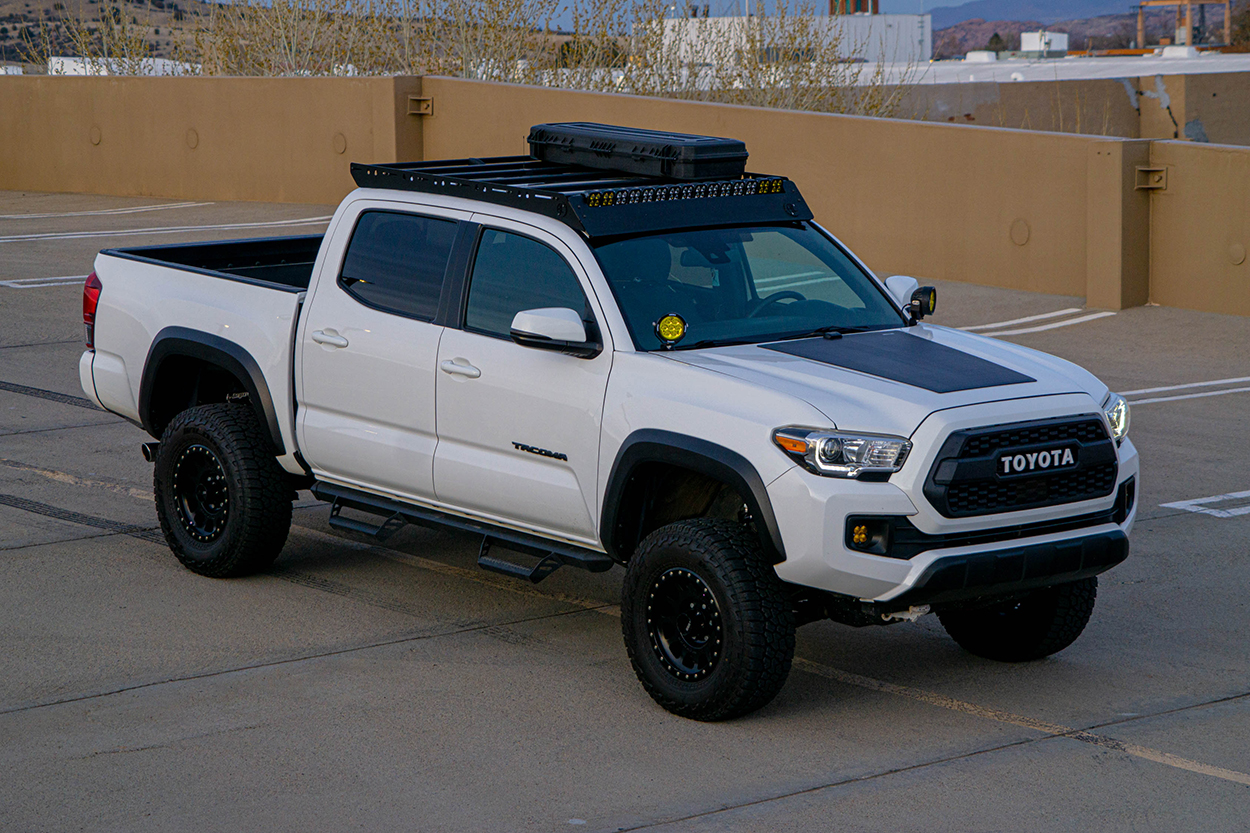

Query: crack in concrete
left=0, top=339, right=83, bottom=350
left=0, top=380, right=100, bottom=410
left=613, top=683, right=1250, bottom=831
left=0, top=603, right=611, bottom=717
left=74, top=723, right=267, bottom=760
left=0, top=420, right=121, bottom=438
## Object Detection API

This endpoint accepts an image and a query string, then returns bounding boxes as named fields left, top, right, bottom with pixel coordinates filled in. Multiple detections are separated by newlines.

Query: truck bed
left=103, top=235, right=323, bottom=291
left=85, top=236, right=318, bottom=475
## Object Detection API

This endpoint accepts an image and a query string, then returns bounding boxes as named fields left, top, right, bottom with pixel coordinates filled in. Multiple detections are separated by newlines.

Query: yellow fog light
left=846, top=518, right=892, bottom=556
left=655, top=313, right=687, bottom=346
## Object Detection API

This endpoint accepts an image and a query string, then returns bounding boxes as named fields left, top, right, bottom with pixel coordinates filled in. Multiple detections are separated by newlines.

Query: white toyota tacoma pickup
left=80, top=124, right=1137, bottom=720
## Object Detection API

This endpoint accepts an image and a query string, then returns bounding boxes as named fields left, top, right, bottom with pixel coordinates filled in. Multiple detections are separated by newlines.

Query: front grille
left=946, top=462, right=1118, bottom=515
left=925, top=415, right=1118, bottom=518
left=960, top=418, right=1107, bottom=458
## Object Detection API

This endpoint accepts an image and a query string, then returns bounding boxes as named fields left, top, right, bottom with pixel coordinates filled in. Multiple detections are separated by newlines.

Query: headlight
left=1102, top=392, right=1130, bottom=444
left=773, top=427, right=911, bottom=479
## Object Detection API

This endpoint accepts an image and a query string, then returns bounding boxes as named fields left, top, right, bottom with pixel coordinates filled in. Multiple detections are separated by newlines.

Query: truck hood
left=663, top=324, right=1109, bottom=438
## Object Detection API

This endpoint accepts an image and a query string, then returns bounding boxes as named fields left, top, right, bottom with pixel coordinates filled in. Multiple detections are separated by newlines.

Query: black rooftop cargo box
left=527, top=123, right=749, bottom=181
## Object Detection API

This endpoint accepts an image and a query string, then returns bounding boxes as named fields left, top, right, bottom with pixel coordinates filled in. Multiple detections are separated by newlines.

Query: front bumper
left=768, top=434, right=1139, bottom=603
left=881, top=527, right=1127, bottom=607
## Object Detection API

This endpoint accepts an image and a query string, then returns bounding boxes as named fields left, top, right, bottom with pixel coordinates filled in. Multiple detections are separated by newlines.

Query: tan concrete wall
left=1138, top=74, right=1186, bottom=141
left=420, top=76, right=1097, bottom=296
left=1148, top=140, right=1250, bottom=316
left=0, top=76, right=423, bottom=204
left=1086, top=140, right=1152, bottom=310
left=1174, top=72, right=1250, bottom=145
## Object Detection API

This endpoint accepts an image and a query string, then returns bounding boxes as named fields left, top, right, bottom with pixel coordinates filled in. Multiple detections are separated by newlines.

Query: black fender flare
left=600, top=429, right=786, bottom=564
left=139, top=326, right=285, bottom=454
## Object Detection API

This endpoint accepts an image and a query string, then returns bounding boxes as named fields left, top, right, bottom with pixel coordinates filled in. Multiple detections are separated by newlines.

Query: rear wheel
left=937, top=577, right=1097, bottom=662
left=621, top=519, right=795, bottom=721
left=154, top=403, right=292, bottom=577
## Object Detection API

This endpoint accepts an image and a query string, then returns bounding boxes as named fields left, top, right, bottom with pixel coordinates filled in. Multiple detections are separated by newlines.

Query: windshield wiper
left=673, top=326, right=884, bottom=351
left=679, top=338, right=758, bottom=350
left=775, top=325, right=877, bottom=341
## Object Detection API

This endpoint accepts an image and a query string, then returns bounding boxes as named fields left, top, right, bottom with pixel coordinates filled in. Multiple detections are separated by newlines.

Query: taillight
left=83, top=271, right=102, bottom=350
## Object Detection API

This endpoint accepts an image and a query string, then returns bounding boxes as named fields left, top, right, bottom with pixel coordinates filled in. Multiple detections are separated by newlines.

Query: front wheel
left=937, top=577, right=1098, bottom=662
left=154, top=403, right=292, bottom=577
left=621, top=519, right=795, bottom=721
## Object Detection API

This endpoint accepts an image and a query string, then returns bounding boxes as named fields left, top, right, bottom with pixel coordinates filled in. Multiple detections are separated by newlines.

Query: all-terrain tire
left=621, top=519, right=795, bottom=721
left=154, top=403, right=292, bottom=577
left=937, top=577, right=1098, bottom=662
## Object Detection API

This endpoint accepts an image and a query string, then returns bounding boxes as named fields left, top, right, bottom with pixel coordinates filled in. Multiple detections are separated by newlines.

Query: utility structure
left=1135, top=1, right=1232, bottom=47
left=831, top=0, right=878, bottom=12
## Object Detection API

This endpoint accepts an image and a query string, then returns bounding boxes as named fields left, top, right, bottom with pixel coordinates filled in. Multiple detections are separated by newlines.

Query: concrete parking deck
left=1, top=191, right=1247, bottom=831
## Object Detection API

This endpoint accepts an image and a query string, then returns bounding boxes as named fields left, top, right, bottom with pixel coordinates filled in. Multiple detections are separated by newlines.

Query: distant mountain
left=931, top=5, right=1226, bottom=57
left=929, top=1, right=1129, bottom=29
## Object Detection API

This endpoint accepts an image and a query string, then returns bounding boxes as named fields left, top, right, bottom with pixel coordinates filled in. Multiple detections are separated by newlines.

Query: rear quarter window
left=339, top=210, right=458, bottom=321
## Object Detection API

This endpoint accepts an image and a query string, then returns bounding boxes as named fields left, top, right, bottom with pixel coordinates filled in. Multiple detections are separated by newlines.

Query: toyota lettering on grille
left=999, top=447, right=1077, bottom=476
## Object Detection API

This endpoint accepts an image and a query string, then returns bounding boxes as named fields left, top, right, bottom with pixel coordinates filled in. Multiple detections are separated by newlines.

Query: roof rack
left=349, top=124, right=812, bottom=238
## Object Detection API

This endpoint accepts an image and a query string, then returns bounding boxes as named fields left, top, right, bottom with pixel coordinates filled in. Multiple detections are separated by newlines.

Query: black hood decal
left=762, top=330, right=1036, bottom=393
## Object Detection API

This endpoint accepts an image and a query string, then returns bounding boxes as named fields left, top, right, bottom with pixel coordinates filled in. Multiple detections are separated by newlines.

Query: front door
left=298, top=203, right=467, bottom=501
left=433, top=222, right=612, bottom=543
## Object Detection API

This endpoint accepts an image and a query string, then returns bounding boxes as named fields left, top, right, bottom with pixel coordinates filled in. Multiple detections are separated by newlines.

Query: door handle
left=312, top=330, right=349, bottom=348
left=440, top=359, right=481, bottom=379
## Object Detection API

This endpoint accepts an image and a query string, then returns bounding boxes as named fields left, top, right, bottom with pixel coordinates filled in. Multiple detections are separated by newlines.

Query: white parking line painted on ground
left=1122, top=376, right=1250, bottom=396
left=0, top=201, right=212, bottom=220
left=960, top=308, right=1084, bottom=331
left=1160, top=489, right=1250, bottom=518
left=0, top=276, right=86, bottom=289
left=1128, top=386, right=1250, bottom=405
left=0, top=215, right=333, bottom=243
left=989, top=311, right=1117, bottom=337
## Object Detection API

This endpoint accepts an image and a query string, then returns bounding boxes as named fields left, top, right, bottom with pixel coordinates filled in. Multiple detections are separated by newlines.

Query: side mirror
left=884, top=276, right=937, bottom=321
left=884, top=275, right=919, bottom=309
left=510, top=307, right=601, bottom=358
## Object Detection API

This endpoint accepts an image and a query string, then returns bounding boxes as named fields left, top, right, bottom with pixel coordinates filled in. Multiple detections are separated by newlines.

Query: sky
left=880, top=1, right=967, bottom=10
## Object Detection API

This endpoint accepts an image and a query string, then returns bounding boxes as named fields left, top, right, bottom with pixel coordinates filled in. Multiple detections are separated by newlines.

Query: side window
left=464, top=229, right=591, bottom=338
left=339, top=210, right=458, bottom=321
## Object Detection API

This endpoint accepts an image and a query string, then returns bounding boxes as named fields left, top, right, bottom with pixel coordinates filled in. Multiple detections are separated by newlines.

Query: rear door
left=297, top=202, right=469, bottom=500
left=433, top=220, right=612, bottom=543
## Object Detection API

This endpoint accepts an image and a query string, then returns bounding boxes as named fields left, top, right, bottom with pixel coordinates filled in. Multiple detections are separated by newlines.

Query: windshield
left=592, top=224, right=905, bottom=351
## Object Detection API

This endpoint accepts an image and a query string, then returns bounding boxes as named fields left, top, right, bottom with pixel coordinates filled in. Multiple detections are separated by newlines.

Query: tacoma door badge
left=513, top=442, right=568, bottom=462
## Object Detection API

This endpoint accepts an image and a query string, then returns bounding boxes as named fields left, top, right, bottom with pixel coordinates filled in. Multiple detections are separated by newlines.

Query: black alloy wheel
left=171, top=444, right=230, bottom=543
left=621, top=518, right=794, bottom=721
left=154, top=402, right=292, bottom=578
left=646, top=567, right=723, bottom=682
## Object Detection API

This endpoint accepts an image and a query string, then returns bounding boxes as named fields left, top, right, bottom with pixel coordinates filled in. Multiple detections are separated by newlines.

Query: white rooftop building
left=48, top=56, right=197, bottom=76
left=662, top=13, right=932, bottom=68
left=898, top=50, right=1250, bottom=86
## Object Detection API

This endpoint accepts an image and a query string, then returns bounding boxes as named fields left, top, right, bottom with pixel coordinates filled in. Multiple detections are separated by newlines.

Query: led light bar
left=583, top=177, right=787, bottom=209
